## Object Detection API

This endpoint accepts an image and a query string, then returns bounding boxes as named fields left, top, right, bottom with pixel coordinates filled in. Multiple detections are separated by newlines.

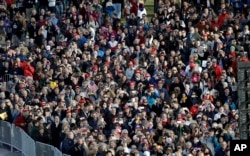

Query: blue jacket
left=60, top=138, right=75, bottom=155
left=231, top=0, right=244, bottom=8
left=214, top=147, right=227, bottom=156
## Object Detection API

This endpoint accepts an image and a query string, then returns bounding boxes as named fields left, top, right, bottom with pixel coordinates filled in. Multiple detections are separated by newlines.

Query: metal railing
left=0, top=121, right=70, bottom=156
left=0, top=74, right=26, bottom=82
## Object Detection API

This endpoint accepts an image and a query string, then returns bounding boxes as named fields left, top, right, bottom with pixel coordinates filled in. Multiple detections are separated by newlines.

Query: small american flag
left=88, top=81, right=98, bottom=93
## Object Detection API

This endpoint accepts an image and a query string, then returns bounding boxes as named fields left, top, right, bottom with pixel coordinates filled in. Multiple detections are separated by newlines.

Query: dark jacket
left=35, top=131, right=51, bottom=144
left=73, top=143, right=88, bottom=156
left=61, top=138, right=75, bottom=155
left=51, top=122, right=62, bottom=148
left=151, top=103, right=163, bottom=116
left=214, top=147, right=227, bottom=156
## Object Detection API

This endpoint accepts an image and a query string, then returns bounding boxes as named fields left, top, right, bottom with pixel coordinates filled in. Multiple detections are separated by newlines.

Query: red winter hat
left=93, top=65, right=98, bottom=70
left=129, top=81, right=135, bottom=86
left=145, top=73, right=151, bottom=78
left=190, top=63, right=195, bottom=69
left=66, top=109, right=71, bottom=114
left=190, top=105, right=198, bottom=117
left=79, top=99, right=85, bottom=104
left=128, top=61, right=133, bottom=66
left=135, top=69, right=141, bottom=74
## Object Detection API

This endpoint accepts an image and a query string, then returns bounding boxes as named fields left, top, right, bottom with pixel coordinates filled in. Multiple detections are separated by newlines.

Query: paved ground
left=0, top=145, right=22, bottom=156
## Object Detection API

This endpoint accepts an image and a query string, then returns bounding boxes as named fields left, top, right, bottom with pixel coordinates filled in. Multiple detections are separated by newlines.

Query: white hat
left=166, top=137, right=172, bottom=144
left=121, top=129, right=128, bottom=134
left=46, top=45, right=51, bottom=51
left=143, top=151, right=150, bottom=156
left=196, top=113, right=202, bottom=119
left=80, top=92, right=85, bottom=97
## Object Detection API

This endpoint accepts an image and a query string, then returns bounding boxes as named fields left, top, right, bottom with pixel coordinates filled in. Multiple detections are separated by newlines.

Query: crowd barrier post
left=21, top=130, right=36, bottom=156
left=0, top=121, right=12, bottom=148
left=11, top=125, right=22, bottom=152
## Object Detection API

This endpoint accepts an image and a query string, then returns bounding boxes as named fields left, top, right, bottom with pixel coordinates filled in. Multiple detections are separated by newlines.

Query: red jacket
left=130, top=0, right=138, bottom=15
left=6, top=0, right=13, bottom=5
left=212, top=65, right=222, bottom=81
left=21, top=61, right=35, bottom=77
left=203, top=94, right=214, bottom=104
left=14, top=114, right=28, bottom=132
left=210, top=21, right=220, bottom=30
left=218, top=13, right=229, bottom=27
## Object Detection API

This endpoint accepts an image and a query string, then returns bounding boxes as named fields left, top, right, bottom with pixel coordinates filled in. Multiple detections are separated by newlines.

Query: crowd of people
left=0, top=0, right=249, bottom=156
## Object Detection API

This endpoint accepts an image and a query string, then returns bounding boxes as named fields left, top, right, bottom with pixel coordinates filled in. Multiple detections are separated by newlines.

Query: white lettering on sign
left=234, top=144, right=247, bottom=151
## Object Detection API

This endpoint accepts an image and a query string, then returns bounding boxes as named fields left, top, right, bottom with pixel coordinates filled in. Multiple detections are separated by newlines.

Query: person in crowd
left=60, top=131, right=75, bottom=155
